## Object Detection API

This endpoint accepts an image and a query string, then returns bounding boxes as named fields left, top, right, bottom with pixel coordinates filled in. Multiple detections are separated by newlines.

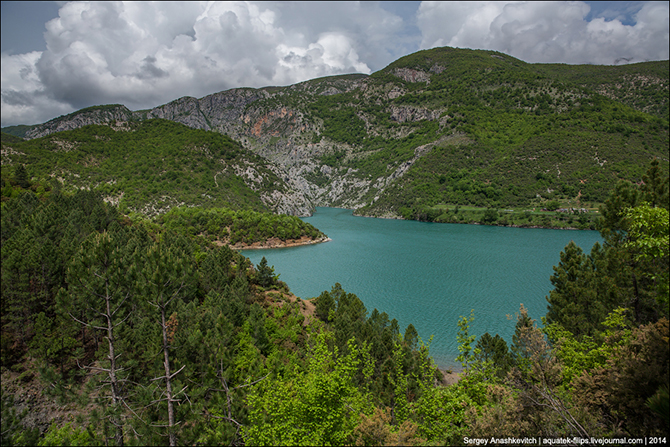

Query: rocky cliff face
left=230, top=159, right=316, bottom=216
left=25, top=105, right=135, bottom=139
left=136, top=75, right=389, bottom=214
left=143, top=96, right=211, bottom=130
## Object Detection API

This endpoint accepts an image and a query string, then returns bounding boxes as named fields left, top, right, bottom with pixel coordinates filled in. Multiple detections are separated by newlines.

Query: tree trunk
left=161, top=306, right=176, bottom=447
left=632, top=270, right=640, bottom=323
left=106, top=285, right=124, bottom=447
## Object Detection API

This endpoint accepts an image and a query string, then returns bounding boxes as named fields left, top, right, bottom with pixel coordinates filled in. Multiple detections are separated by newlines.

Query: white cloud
left=275, top=33, right=371, bottom=84
left=1, top=51, right=73, bottom=126
left=1, top=1, right=397, bottom=127
left=1, top=1, right=668, bottom=128
left=417, top=1, right=669, bottom=65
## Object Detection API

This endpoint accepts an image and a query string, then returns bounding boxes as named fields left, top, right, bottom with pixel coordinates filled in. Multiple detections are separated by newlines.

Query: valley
left=3, top=47, right=668, bottom=225
left=1, top=46, right=668, bottom=446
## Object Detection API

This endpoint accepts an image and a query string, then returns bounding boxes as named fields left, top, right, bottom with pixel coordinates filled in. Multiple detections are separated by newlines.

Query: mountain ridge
left=3, top=47, right=668, bottom=219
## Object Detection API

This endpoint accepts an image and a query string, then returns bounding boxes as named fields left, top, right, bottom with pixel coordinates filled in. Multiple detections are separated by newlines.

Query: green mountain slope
left=1, top=125, right=37, bottom=139
left=307, top=48, right=668, bottom=217
left=533, top=60, right=669, bottom=120
left=1, top=119, right=313, bottom=216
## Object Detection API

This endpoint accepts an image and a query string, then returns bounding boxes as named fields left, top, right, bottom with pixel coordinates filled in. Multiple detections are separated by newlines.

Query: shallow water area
left=242, top=207, right=602, bottom=369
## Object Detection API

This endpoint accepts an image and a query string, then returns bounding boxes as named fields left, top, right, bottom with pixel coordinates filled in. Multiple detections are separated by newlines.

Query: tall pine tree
left=59, top=230, right=139, bottom=446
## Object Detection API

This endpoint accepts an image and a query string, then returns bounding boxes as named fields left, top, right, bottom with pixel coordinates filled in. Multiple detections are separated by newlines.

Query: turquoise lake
left=242, top=207, right=602, bottom=370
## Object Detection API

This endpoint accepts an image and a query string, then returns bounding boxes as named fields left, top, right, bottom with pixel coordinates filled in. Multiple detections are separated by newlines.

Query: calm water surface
left=242, top=207, right=602, bottom=369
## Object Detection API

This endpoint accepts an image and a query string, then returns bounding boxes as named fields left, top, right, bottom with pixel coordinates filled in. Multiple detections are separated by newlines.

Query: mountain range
left=2, top=46, right=668, bottom=219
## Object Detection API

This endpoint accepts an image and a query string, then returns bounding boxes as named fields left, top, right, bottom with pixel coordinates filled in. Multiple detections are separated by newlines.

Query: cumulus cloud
left=1, top=1, right=668, bottom=127
left=271, top=2, right=406, bottom=74
left=1, top=51, right=73, bottom=126
left=275, top=33, right=370, bottom=84
left=2, top=1, right=400, bottom=126
left=417, top=1, right=669, bottom=65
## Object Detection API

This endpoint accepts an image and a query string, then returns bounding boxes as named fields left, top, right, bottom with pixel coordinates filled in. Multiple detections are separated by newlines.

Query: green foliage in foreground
left=624, top=202, right=670, bottom=262
left=1, top=390, right=41, bottom=446
left=37, top=423, right=99, bottom=446
left=244, top=333, right=373, bottom=446
left=0, top=189, right=433, bottom=446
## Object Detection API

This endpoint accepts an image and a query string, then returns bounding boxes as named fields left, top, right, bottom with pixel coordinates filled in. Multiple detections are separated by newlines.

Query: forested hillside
left=3, top=47, right=668, bottom=224
left=1, top=119, right=315, bottom=217
left=1, top=162, right=668, bottom=445
left=156, top=206, right=328, bottom=248
left=349, top=50, right=668, bottom=219
left=0, top=189, right=437, bottom=445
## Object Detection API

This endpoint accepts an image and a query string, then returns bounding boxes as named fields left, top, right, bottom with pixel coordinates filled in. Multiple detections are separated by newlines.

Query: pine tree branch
left=69, top=312, right=107, bottom=331
left=76, top=358, right=110, bottom=373
left=168, top=365, right=186, bottom=380
left=111, top=291, right=132, bottom=318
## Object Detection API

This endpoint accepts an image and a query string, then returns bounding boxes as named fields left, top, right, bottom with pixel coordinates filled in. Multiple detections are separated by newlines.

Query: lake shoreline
left=244, top=207, right=603, bottom=371
left=352, top=210, right=593, bottom=231
left=232, top=235, right=332, bottom=250
left=439, top=368, right=462, bottom=386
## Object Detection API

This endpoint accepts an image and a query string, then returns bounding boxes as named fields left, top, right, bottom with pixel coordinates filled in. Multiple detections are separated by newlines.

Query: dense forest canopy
left=155, top=206, right=326, bottom=247
left=1, top=160, right=667, bottom=445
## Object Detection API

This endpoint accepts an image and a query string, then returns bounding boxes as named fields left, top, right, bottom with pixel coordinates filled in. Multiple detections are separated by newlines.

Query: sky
left=1, top=1, right=668, bottom=128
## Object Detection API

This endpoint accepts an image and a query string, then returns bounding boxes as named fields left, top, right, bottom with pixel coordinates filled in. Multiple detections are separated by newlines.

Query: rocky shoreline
left=231, top=235, right=331, bottom=250
left=439, top=369, right=462, bottom=386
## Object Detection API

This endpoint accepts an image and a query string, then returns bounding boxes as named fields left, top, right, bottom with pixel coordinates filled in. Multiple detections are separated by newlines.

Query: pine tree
left=139, top=236, right=193, bottom=447
left=315, top=290, right=335, bottom=322
left=14, top=164, right=30, bottom=189
left=199, top=245, right=235, bottom=293
left=595, top=161, right=670, bottom=323
left=59, top=231, right=139, bottom=446
left=474, top=332, right=512, bottom=378
left=545, top=241, right=621, bottom=338
left=640, top=159, right=669, bottom=209
left=255, top=256, right=275, bottom=288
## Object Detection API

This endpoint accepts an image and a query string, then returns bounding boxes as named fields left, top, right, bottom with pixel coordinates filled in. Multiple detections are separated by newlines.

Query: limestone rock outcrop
left=25, top=105, right=134, bottom=139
